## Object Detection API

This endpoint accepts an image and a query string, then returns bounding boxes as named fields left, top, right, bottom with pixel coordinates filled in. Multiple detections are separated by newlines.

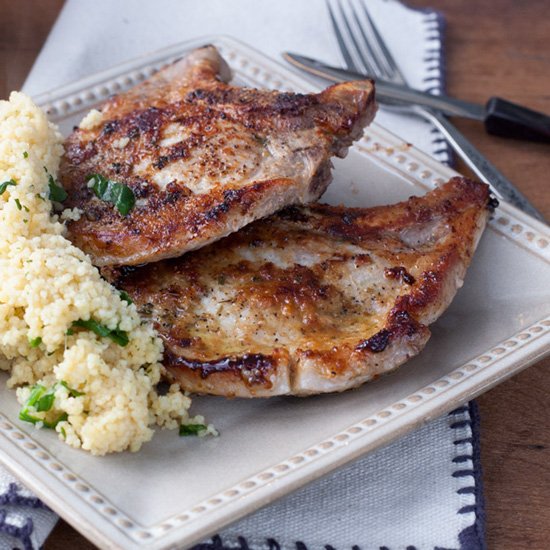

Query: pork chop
left=61, top=45, right=376, bottom=266
left=103, top=177, right=495, bottom=397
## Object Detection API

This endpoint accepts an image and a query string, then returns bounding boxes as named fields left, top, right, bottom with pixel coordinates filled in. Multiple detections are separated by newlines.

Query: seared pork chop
left=104, top=177, right=495, bottom=397
left=61, top=45, right=376, bottom=266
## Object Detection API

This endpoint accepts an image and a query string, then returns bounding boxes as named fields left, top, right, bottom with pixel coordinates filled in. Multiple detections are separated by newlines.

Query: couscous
left=0, top=92, right=210, bottom=455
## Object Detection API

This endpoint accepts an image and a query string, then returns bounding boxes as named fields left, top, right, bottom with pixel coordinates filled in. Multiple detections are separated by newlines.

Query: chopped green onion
left=119, top=290, right=133, bottom=305
left=59, top=380, right=85, bottom=397
left=179, top=423, right=208, bottom=436
left=26, top=384, right=47, bottom=407
left=87, top=173, right=135, bottom=216
left=18, top=383, right=69, bottom=429
left=0, top=179, right=16, bottom=195
left=29, top=336, right=42, bottom=348
left=107, top=328, right=129, bottom=346
left=23, top=151, right=29, bottom=159
left=71, top=318, right=129, bottom=346
left=14, top=199, right=29, bottom=212
left=48, top=174, right=68, bottom=202
left=19, top=409, right=67, bottom=429
left=43, top=413, right=69, bottom=429
left=36, top=391, right=56, bottom=412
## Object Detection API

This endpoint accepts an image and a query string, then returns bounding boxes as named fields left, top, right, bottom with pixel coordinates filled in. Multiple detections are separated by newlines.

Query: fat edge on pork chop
left=104, top=177, right=497, bottom=398
left=61, top=45, right=376, bottom=266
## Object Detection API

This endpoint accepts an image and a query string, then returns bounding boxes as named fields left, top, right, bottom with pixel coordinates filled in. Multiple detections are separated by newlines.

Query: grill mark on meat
left=102, top=120, right=119, bottom=135
left=60, top=45, right=376, bottom=266
left=487, top=196, right=499, bottom=211
left=163, top=349, right=275, bottom=385
left=356, top=330, right=390, bottom=353
left=277, top=205, right=311, bottom=223
left=384, top=266, right=416, bottom=285
left=355, top=310, right=421, bottom=353
left=107, top=177, right=492, bottom=397
left=65, top=140, right=97, bottom=165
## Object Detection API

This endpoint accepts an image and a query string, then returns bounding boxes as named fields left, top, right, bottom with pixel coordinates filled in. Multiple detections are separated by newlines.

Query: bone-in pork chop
left=104, top=177, right=495, bottom=397
left=61, top=46, right=376, bottom=266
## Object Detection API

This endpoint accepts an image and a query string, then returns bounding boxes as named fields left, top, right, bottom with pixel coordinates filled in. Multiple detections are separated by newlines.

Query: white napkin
left=24, top=0, right=450, bottom=166
left=208, top=404, right=483, bottom=550
left=2, top=1, right=484, bottom=548
left=0, top=469, right=57, bottom=550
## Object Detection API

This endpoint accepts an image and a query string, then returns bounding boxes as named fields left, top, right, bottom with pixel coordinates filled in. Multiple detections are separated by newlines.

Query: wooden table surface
left=1, top=1, right=549, bottom=548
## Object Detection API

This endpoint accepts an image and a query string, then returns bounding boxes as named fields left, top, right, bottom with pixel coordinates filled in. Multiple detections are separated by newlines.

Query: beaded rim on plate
left=0, top=36, right=547, bottom=549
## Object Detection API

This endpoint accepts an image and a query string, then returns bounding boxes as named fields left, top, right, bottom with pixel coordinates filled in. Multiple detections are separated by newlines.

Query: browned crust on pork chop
left=61, top=45, right=376, bottom=266
left=103, top=177, right=494, bottom=397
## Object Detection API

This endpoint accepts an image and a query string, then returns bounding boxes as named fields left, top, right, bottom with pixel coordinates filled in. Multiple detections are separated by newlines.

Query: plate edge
left=2, top=34, right=549, bottom=549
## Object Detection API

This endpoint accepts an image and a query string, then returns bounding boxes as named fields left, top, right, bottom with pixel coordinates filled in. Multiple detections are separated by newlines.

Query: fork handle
left=419, top=108, right=546, bottom=222
left=484, top=97, right=550, bottom=142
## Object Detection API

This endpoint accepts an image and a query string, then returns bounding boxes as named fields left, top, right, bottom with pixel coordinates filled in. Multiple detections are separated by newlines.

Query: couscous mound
left=0, top=92, right=206, bottom=455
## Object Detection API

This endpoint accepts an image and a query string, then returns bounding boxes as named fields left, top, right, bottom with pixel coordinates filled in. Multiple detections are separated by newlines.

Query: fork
left=327, top=0, right=545, bottom=222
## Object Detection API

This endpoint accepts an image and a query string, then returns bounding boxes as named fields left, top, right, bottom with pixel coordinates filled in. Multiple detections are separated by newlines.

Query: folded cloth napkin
left=0, top=469, right=57, bottom=550
left=1, top=1, right=484, bottom=548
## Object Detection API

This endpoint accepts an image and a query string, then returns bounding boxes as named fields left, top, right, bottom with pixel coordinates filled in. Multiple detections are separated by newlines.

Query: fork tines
left=326, top=0, right=405, bottom=84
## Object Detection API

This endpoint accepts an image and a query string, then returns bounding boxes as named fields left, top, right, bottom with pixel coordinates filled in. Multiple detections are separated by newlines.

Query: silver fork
left=327, top=0, right=545, bottom=221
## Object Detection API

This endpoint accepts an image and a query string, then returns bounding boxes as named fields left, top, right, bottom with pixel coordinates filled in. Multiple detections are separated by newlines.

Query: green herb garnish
left=36, top=388, right=56, bottom=412
left=19, top=408, right=68, bottom=429
left=18, top=383, right=71, bottom=429
left=29, top=336, right=42, bottom=348
left=14, top=199, right=29, bottom=212
left=26, top=384, right=48, bottom=408
left=119, top=290, right=133, bottom=305
left=59, top=380, right=85, bottom=397
left=48, top=174, right=68, bottom=202
left=179, top=423, right=208, bottom=436
left=23, top=151, right=29, bottom=159
left=87, top=173, right=135, bottom=216
left=71, top=318, right=129, bottom=346
left=0, top=179, right=16, bottom=195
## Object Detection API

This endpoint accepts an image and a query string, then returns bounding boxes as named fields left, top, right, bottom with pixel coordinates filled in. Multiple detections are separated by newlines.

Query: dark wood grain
left=1, top=1, right=548, bottom=549
left=405, top=3, right=550, bottom=547
left=0, top=0, right=64, bottom=100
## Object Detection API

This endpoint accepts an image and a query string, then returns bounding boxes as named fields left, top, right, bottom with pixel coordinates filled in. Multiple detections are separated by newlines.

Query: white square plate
left=1, top=37, right=549, bottom=550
